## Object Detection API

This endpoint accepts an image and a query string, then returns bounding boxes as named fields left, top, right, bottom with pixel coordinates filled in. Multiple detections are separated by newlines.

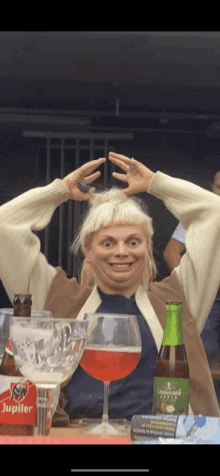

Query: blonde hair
left=70, top=187, right=157, bottom=289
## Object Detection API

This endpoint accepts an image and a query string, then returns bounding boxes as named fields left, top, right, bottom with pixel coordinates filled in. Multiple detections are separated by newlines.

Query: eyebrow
left=101, top=234, right=143, bottom=240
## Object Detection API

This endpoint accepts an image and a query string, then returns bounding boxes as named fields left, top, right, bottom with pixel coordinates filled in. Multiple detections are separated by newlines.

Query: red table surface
left=0, top=426, right=131, bottom=444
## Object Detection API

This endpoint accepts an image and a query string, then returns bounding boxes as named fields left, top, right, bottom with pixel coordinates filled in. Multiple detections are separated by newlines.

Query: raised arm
left=108, top=152, right=220, bottom=333
left=0, top=179, right=68, bottom=308
left=0, top=158, right=106, bottom=309
left=149, top=173, right=220, bottom=333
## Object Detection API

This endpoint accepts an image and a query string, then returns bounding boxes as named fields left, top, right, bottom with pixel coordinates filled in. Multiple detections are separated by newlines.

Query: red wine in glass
left=80, top=346, right=141, bottom=383
left=80, top=313, right=142, bottom=435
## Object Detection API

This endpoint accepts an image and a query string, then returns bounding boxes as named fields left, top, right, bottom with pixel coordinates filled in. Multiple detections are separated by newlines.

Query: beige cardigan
left=1, top=170, right=220, bottom=424
left=45, top=266, right=220, bottom=426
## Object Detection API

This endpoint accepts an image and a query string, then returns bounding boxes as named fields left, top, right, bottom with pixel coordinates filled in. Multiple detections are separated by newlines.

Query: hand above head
left=62, top=157, right=106, bottom=201
left=109, top=152, right=155, bottom=196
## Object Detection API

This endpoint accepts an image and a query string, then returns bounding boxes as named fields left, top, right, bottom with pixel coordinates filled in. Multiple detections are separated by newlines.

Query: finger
left=83, top=171, right=101, bottom=183
left=109, top=152, right=130, bottom=161
left=109, top=152, right=132, bottom=165
left=77, top=158, right=106, bottom=178
left=109, top=157, right=131, bottom=172
left=109, top=153, right=139, bottom=169
left=83, top=187, right=96, bottom=199
left=75, top=186, right=96, bottom=201
left=83, top=157, right=106, bottom=171
left=112, top=172, right=129, bottom=182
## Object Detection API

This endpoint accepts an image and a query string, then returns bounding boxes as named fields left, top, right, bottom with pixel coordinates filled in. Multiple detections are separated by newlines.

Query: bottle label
left=153, top=377, right=189, bottom=415
left=0, top=376, right=36, bottom=426
left=131, top=414, right=180, bottom=440
left=5, top=339, right=13, bottom=356
left=13, top=304, right=31, bottom=316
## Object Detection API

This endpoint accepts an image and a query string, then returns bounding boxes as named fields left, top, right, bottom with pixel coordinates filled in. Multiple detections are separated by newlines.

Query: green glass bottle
left=152, top=301, right=189, bottom=415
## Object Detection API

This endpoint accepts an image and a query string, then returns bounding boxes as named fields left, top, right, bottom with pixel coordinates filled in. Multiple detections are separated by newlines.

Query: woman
left=1, top=152, right=220, bottom=423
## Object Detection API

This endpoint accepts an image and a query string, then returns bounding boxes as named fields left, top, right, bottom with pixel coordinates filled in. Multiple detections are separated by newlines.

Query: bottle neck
left=162, top=309, right=184, bottom=346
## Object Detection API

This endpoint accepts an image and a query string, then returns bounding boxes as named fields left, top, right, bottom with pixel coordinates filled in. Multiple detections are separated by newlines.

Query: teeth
left=111, top=264, right=131, bottom=268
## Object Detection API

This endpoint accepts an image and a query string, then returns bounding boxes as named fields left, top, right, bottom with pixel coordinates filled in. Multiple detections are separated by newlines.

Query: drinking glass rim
left=0, top=308, right=52, bottom=312
left=9, top=317, right=86, bottom=323
left=84, top=313, right=138, bottom=319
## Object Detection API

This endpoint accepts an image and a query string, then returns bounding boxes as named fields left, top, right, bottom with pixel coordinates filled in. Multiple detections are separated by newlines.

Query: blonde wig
left=70, top=187, right=157, bottom=291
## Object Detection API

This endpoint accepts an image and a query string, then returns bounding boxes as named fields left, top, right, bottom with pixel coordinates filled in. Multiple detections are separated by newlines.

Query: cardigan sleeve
left=148, top=171, right=220, bottom=333
left=0, top=179, right=69, bottom=309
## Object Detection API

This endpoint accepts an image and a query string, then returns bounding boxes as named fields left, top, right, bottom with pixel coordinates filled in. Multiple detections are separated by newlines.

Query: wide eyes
left=130, top=239, right=139, bottom=246
left=103, top=241, right=112, bottom=248
left=102, top=239, right=139, bottom=248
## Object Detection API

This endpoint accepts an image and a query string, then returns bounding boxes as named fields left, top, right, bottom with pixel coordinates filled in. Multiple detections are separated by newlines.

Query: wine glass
left=9, top=316, right=89, bottom=436
left=80, top=313, right=142, bottom=436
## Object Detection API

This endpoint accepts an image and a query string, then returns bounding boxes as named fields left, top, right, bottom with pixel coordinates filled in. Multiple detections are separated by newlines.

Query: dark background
left=1, top=31, right=220, bottom=307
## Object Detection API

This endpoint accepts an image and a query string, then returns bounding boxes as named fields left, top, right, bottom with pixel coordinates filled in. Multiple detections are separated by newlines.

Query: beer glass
left=9, top=317, right=89, bottom=436
left=80, top=313, right=142, bottom=435
left=0, top=308, right=59, bottom=425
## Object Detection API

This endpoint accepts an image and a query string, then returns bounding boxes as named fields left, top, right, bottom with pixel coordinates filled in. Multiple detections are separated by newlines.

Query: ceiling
left=0, top=31, right=220, bottom=112
left=0, top=31, right=219, bottom=84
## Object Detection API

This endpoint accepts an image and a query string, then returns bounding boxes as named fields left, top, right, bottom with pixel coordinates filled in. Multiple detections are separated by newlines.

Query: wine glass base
left=90, top=422, right=118, bottom=435
left=70, top=418, right=130, bottom=437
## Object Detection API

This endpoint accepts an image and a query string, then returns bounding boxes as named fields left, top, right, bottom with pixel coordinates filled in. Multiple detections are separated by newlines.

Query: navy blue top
left=64, top=288, right=158, bottom=421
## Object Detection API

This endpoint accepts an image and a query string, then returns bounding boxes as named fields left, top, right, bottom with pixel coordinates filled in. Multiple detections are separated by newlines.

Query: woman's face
left=83, top=223, right=149, bottom=297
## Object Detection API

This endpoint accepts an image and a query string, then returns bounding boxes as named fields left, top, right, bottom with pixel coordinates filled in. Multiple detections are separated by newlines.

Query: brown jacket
left=44, top=267, right=220, bottom=426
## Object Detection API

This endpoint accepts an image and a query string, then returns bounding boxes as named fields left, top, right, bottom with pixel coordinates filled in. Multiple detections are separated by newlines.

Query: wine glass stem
left=36, top=387, right=53, bottom=436
left=102, top=382, right=110, bottom=425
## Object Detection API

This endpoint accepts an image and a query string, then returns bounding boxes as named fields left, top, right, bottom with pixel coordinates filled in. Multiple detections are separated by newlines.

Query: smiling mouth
left=109, top=263, right=133, bottom=269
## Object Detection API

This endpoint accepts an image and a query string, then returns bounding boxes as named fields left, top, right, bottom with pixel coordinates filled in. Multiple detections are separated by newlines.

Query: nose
left=114, top=242, right=128, bottom=256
